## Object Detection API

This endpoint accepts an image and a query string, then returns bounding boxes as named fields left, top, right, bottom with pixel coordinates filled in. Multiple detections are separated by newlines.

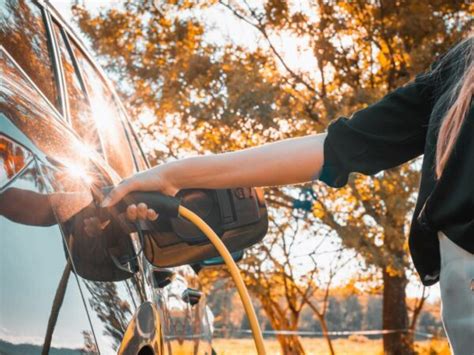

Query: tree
left=72, top=1, right=471, bottom=353
left=200, top=206, right=350, bottom=354
left=239, top=213, right=350, bottom=354
left=213, top=1, right=470, bottom=353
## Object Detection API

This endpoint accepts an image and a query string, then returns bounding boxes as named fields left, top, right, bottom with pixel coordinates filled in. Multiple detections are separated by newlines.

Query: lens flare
left=64, top=161, right=93, bottom=185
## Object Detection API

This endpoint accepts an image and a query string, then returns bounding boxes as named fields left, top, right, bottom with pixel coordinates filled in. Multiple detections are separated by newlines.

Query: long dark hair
left=435, top=35, right=473, bottom=179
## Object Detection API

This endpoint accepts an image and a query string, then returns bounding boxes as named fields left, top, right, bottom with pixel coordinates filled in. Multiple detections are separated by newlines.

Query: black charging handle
left=100, top=186, right=267, bottom=247
left=101, top=186, right=180, bottom=218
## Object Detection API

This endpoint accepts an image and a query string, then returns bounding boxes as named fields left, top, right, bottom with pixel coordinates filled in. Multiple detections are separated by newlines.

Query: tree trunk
left=260, top=302, right=306, bottom=355
left=319, top=316, right=335, bottom=355
left=274, top=333, right=305, bottom=355
left=382, top=269, right=413, bottom=355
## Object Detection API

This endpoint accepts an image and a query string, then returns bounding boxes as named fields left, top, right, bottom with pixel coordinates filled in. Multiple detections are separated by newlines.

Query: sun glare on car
left=65, top=162, right=93, bottom=185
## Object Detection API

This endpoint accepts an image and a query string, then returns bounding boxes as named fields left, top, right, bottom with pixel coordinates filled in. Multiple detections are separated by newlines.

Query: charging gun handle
left=102, top=186, right=181, bottom=218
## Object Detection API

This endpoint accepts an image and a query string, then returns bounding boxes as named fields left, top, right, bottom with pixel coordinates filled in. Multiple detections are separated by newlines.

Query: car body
left=0, top=0, right=214, bottom=353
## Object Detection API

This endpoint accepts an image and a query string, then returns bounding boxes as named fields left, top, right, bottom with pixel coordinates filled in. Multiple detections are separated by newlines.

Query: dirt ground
left=212, top=337, right=450, bottom=355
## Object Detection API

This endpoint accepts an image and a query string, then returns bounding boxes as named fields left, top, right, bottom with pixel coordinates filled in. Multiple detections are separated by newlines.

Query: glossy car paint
left=0, top=0, right=213, bottom=353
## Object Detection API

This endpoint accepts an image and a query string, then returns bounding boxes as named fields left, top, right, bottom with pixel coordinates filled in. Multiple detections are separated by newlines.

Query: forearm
left=165, top=133, right=327, bottom=190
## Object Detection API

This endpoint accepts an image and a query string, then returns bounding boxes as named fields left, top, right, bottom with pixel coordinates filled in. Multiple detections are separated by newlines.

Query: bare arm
left=102, top=133, right=327, bottom=207
left=171, top=133, right=326, bottom=189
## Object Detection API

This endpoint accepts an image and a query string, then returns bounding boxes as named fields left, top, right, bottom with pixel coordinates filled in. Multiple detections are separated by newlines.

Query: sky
left=47, top=0, right=441, bottom=302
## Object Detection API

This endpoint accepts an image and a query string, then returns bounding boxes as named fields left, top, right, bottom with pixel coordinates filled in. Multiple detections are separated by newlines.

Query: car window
left=51, top=21, right=102, bottom=153
left=0, top=0, right=60, bottom=110
left=67, top=38, right=136, bottom=178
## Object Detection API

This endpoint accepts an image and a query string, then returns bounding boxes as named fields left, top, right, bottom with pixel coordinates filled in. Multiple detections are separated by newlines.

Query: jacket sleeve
left=318, top=71, right=437, bottom=188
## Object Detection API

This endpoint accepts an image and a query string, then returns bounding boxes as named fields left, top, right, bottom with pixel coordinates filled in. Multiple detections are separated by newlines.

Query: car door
left=0, top=132, right=100, bottom=354
left=0, top=1, right=99, bottom=352
left=1, top=2, right=164, bottom=353
left=2, top=42, right=168, bottom=354
left=47, top=4, right=214, bottom=354
left=0, top=49, right=100, bottom=354
left=45, top=13, right=167, bottom=354
left=47, top=14, right=216, bottom=354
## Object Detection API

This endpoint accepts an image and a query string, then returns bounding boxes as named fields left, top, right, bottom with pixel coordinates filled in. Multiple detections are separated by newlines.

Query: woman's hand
left=101, top=165, right=179, bottom=222
left=124, top=202, right=159, bottom=222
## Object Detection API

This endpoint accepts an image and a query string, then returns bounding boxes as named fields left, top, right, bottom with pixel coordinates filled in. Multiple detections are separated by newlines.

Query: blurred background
left=49, top=1, right=472, bottom=354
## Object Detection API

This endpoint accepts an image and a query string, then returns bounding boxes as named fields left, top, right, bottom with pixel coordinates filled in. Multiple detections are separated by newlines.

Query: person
left=102, top=35, right=473, bottom=353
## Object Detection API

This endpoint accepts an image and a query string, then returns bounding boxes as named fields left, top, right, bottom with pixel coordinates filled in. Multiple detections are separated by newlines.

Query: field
left=212, top=337, right=450, bottom=355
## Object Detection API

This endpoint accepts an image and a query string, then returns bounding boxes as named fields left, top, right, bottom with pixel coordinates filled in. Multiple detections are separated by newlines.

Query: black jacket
left=318, top=38, right=473, bottom=286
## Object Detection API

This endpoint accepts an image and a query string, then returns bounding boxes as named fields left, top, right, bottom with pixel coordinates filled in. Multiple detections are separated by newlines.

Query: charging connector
left=102, top=188, right=267, bottom=354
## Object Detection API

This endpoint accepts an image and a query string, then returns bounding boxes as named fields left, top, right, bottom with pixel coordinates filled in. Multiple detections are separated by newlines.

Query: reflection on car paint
left=0, top=153, right=164, bottom=353
left=0, top=54, right=153, bottom=353
left=118, top=302, right=163, bottom=355
left=154, top=267, right=212, bottom=354
left=1, top=47, right=122, bottom=184
left=0, top=160, right=97, bottom=353
left=1, top=1, right=214, bottom=352
left=69, top=39, right=136, bottom=178
left=0, top=0, right=60, bottom=110
left=51, top=20, right=102, bottom=154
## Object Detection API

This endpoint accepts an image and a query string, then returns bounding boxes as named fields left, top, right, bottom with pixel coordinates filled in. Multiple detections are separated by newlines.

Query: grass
left=212, top=337, right=451, bottom=355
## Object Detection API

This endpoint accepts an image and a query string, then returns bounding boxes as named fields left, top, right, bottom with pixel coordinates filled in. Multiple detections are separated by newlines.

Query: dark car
left=0, top=0, right=216, bottom=353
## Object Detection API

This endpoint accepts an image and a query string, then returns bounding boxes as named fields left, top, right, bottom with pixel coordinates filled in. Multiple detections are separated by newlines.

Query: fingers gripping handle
left=102, top=186, right=181, bottom=218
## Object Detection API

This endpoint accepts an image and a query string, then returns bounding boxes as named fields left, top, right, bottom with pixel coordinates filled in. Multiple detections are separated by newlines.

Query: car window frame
left=41, top=6, right=68, bottom=119
left=46, top=14, right=74, bottom=126
left=43, top=3, right=151, bottom=173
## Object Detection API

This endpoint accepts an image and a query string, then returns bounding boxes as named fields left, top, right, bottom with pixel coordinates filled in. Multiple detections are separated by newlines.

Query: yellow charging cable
left=178, top=205, right=266, bottom=355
